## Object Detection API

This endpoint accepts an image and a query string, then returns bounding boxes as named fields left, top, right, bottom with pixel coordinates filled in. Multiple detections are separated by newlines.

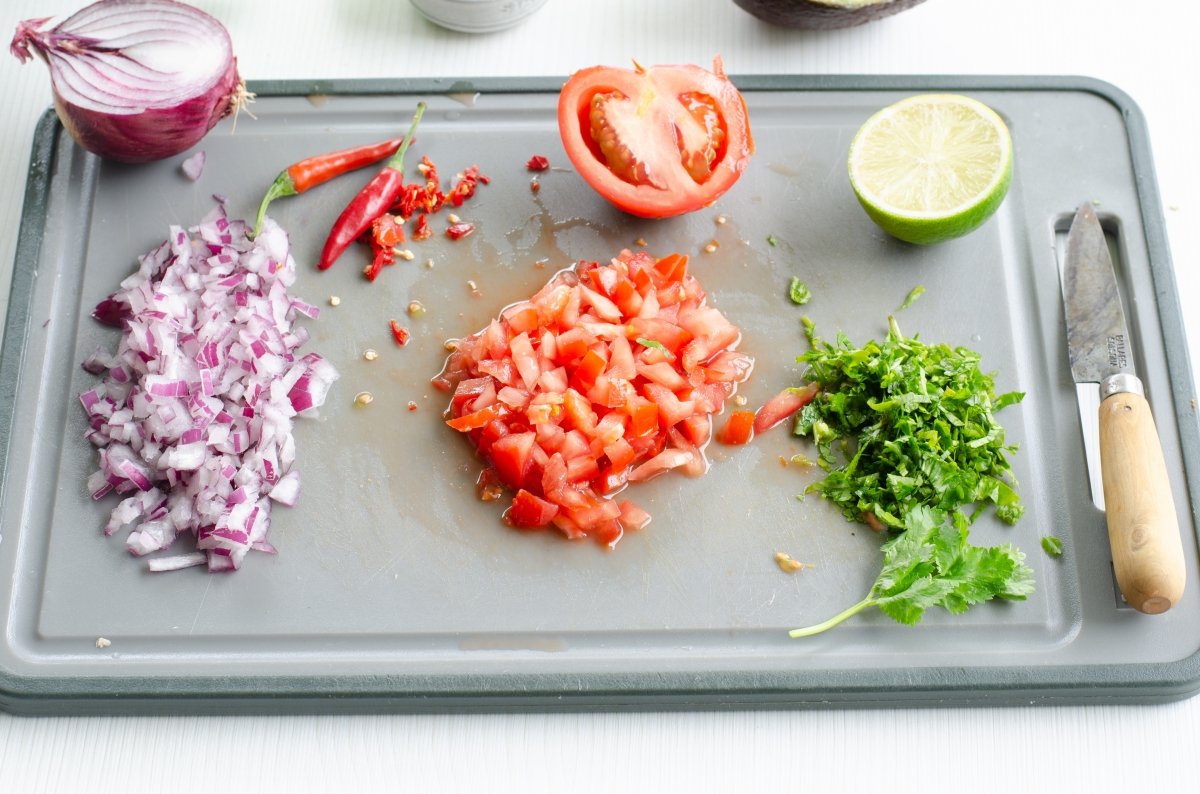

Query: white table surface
left=1, top=0, right=1198, bottom=790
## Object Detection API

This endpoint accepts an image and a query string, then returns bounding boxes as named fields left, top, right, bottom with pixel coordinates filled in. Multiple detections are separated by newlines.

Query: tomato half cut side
left=557, top=57, right=754, bottom=219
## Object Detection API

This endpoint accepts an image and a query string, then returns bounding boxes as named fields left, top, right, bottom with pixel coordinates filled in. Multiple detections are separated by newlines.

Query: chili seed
left=635, top=238, right=648, bottom=247
left=447, top=213, right=461, bottom=224
left=774, top=551, right=805, bottom=573
left=715, top=215, right=728, bottom=225
left=424, top=258, right=435, bottom=269
left=328, top=295, right=341, bottom=307
left=353, top=391, right=374, bottom=408
left=407, top=300, right=426, bottom=317
left=407, top=401, right=418, bottom=412
left=396, top=249, right=415, bottom=261
left=733, top=394, right=748, bottom=406
left=703, top=240, right=719, bottom=254
left=363, top=349, right=379, bottom=362
left=444, top=340, right=460, bottom=352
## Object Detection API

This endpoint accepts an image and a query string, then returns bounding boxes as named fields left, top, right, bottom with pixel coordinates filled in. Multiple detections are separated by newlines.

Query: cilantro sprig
left=789, top=506, right=1034, bottom=636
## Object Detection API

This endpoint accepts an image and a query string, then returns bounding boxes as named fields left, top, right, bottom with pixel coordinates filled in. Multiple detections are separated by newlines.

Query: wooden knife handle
left=1099, top=389, right=1185, bottom=614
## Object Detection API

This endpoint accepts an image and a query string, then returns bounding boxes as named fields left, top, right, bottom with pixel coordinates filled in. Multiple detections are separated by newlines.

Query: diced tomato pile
left=433, top=250, right=754, bottom=547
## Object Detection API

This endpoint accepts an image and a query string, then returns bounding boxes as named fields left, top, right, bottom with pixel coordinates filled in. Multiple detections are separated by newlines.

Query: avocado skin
left=733, top=0, right=928, bottom=29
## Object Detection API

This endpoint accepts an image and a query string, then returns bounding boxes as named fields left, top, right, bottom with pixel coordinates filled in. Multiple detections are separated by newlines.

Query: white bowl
left=410, top=0, right=550, bottom=33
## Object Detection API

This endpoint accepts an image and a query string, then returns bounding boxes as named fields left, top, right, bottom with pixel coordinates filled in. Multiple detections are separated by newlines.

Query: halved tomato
left=557, top=57, right=754, bottom=219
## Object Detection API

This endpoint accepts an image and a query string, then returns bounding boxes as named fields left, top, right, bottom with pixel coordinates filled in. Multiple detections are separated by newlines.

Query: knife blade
left=1063, top=203, right=1184, bottom=614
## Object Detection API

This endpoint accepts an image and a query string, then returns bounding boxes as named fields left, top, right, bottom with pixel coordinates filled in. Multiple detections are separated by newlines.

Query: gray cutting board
left=0, top=76, right=1197, bottom=713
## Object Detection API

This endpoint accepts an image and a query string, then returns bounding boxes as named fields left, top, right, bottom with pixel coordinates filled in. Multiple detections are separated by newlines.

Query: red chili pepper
left=317, top=103, right=426, bottom=271
left=526, top=155, right=550, bottom=171
left=389, top=320, right=410, bottom=346
left=252, top=136, right=406, bottom=238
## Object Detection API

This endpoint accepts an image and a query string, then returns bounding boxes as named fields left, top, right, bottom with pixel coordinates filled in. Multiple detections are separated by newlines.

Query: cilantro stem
left=788, top=597, right=877, bottom=637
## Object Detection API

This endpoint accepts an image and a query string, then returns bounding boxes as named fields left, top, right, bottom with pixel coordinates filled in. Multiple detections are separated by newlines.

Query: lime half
left=848, top=94, right=1013, bottom=245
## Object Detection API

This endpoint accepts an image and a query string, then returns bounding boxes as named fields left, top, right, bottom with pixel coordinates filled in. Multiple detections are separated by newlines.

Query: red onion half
left=11, top=0, right=246, bottom=163
left=82, top=199, right=338, bottom=572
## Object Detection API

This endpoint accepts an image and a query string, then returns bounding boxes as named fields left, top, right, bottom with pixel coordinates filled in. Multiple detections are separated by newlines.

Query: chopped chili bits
left=389, top=320, right=410, bottom=346
left=355, top=153, right=488, bottom=281
left=445, top=221, right=475, bottom=240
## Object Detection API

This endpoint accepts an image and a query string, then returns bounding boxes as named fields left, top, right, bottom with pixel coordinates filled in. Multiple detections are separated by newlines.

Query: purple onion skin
left=54, top=58, right=241, bottom=164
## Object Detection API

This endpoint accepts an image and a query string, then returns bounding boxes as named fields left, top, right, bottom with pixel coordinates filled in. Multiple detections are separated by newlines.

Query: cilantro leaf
left=788, top=277, right=812, bottom=305
left=635, top=337, right=675, bottom=361
left=898, top=285, right=925, bottom=310
left=1041, top=536, right=1064, bottom=557
left=789, top=506, right=1034, bottom=637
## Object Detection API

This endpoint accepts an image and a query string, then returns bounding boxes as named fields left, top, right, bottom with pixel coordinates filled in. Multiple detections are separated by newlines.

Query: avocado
left=733, top=0, right=928, bottom=30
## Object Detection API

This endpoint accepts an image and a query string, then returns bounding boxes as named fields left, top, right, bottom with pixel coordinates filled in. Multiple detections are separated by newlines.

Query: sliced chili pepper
left=317, top=103, right=426, bottom=271
left=372, top=213, right=406, bottom=247
left=446, top=222, right=475, bottom=240
left=526, top=155, right=550, bottom=171
left=363, top=250, right=390, bottom=282
left=446, top=165, right=486, bottom=207
left=251, top=136, right=405, bottom=238
left=363, top=214, right=407, bottom=281
left=398, top=156, right=444, bottom=217
left=389, top=319, right=410, bottom=346
left=412, top=213, right=432, bottom=241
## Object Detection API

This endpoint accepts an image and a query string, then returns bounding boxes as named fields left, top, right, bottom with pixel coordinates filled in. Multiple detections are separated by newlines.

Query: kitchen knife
left=1063, top=203, right=1184, bottom=614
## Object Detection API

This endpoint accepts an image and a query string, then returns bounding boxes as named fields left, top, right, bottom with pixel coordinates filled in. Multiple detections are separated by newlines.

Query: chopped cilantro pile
left=795, top=315, right=1025, bottom=529
left=788, top=315, right=1033, bottom=636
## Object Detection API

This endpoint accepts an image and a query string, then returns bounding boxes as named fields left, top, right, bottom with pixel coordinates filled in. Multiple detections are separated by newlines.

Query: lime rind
left=848, top=94, right=1013, bottom=245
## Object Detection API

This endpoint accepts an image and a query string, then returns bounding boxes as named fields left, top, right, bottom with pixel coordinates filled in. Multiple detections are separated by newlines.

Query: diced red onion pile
left=80, top=200, right=337, bottom=572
